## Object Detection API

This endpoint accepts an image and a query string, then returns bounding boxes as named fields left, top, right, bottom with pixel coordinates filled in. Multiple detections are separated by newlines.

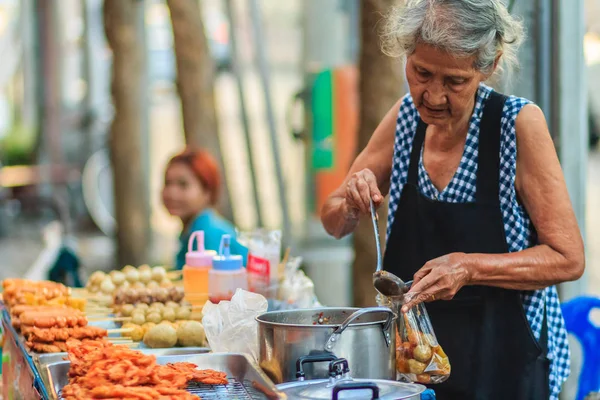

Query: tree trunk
left=353, top=0, right=404, bottom=307
left=166, top=0, right=233, bottom=221
left=103, top=0, right=149, bottom=267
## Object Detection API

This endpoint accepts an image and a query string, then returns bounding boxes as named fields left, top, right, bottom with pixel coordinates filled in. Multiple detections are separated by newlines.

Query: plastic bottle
left=182, top=231, right=214, bottom=307
left=245, top=229, right=281, bottom=297
left=209, top=234, right=247, bottom=303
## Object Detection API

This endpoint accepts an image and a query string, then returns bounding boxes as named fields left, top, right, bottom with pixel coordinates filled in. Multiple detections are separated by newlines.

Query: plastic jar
left=209, top=234, right=247, bottom=303
left=183, top=231, right=214, bottom=307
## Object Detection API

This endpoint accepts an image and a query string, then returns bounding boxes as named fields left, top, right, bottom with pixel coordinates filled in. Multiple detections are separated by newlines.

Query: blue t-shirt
left=176, top=209, right=248, bottom=269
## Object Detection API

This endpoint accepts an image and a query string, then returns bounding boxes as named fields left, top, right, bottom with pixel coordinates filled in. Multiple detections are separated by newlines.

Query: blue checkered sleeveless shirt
left=386, top=84, right=570, bottom=399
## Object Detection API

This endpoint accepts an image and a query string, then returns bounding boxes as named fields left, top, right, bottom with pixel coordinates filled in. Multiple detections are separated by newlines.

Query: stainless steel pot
left=277, top=358, right=425, bottom=400
left=256, top=307, right=396, bottom=384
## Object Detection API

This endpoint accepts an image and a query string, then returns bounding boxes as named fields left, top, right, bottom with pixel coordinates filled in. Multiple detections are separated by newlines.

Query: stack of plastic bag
left=202, top=289, right=268, bottom=362
left=277, top=256, right=321, bottom=309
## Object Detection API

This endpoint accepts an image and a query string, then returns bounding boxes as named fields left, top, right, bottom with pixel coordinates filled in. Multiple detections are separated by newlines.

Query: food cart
left=0, top=259, right=437, bottom=399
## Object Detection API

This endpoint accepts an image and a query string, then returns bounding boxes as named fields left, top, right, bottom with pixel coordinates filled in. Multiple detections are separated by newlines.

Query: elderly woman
left=322, top=1, right=584, bottom=399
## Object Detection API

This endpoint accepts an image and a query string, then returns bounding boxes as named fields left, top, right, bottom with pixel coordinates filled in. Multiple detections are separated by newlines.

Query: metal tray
left=46, top=353, right=285, bottom=400
left=34, top=346, right=211, bottom=367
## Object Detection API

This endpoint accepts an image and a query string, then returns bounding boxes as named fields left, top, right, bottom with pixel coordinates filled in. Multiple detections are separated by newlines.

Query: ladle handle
left=370, top=199, right=383, bottom=272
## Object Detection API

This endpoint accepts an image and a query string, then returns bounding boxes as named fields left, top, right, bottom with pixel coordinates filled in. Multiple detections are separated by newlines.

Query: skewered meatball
left=124, top=289, right=137, bottom=304
left=170, top=287, right=185, bottom=303
left=135, top=303, right=149, bottom=312
left=132, top=281, right=145, bottom=290
left=120, top=304, right=135, bottom=317
left=113, top=289, right=127, bottom=305
left=162, top=308, right=176, bottom=322
left=126, top=269, right=140, bottom=283
left=139, top=269, right=152, bottom=284
left=110, top=271, right=126, bottom=286
left=131, top=312, right=146, bottom=325
left=138, top=264, right=151, bottom=273
left=175, top=306, right=191, bottom=321
left=89, top=271, right=106, bottom=285
left=122, top=265, right=136, bottom=274
left=165, top=301, right=179, bottom=309
left=151, top=266, right=167, bottom=282
left=146, top=312, right=162, bottom=324
left=146, top=280, right=159, bottom=289
left=100, top=278, right=116, bottom=294
left=139, top=288, right=153, bottom=304
left=154, top=288, right=170, bottom=303
left=159, top=278, right=173, bottom=288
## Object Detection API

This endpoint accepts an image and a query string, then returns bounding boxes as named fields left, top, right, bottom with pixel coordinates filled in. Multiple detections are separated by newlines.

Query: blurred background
left=0, top=0, right=598, bottom=395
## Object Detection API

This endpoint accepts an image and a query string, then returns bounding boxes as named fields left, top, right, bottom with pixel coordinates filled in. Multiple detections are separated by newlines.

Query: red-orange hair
left=166, top=148, right=221, bottom=205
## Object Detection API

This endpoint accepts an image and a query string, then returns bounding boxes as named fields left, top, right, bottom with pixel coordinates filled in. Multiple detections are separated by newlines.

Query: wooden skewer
left=89, top=317, right=130, bottom=323
left=86, top=306, right=112, bottom=311
left=86, top=298, right=109, bottom=304
left=107, top=337, right=133, bottom=343
left=85, top=309, right=113, bottom=314
left=167, top=270, right=183, bottom=278
left=107, top=328, right=134, bottom=334
left=86, top=313, right=113, bottom=318
left=115, top=342, right=140, bottom=348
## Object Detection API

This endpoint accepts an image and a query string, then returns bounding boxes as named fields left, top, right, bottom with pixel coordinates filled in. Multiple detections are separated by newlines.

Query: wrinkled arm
left=467, top=104, right=585, bottom=289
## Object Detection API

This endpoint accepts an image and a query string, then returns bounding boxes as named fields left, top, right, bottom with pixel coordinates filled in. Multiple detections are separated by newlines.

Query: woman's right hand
left=344, top=168, right=384, bottom=216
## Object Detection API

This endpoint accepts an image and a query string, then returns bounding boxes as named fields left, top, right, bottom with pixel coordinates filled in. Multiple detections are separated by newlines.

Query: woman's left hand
left=401, top=253, right=473, bottom=313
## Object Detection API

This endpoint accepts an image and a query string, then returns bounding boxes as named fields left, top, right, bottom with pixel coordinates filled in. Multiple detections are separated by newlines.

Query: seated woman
left=162, top=148, right=247, bottom=269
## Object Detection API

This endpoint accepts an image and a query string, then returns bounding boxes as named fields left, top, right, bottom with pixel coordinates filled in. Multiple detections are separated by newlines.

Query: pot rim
left=276, top=377, right=427, bottom=398
left=255, top=307, right=396, bottom=329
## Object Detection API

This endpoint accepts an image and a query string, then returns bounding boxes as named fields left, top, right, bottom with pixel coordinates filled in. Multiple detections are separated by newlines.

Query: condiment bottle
left=183, top=231, right=213, bottom=307
left=209, top=234, right=247, bottom=303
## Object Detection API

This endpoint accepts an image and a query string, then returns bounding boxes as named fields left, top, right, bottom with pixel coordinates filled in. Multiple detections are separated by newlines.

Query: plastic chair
left=561, top=296, right=600, bottom=400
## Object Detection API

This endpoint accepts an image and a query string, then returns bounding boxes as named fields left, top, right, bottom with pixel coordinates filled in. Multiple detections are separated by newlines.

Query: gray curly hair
left=381, top=0, right=525, bottom=77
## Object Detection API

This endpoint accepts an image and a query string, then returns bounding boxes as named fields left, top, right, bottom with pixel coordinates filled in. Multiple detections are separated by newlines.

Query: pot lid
left=277, top=377, right=426, bottom=400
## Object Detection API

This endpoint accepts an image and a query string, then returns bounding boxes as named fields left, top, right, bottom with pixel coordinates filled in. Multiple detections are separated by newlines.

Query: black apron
left=383, top=92, right=550, bottom=400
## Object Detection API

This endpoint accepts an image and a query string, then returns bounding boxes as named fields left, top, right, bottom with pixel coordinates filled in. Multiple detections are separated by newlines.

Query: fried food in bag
left=378, top=294, right=450, bottom=384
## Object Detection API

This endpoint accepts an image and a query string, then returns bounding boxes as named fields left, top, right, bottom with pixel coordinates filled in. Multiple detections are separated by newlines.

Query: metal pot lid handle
left=295, top=353, right=339, bottom=381
left=325, top=307, right=395, bottom=351
left=332, top=382, right=380, bottom=400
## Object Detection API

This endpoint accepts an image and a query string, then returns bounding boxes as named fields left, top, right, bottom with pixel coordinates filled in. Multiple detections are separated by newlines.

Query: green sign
left=311, top=70, right=334, bottom=171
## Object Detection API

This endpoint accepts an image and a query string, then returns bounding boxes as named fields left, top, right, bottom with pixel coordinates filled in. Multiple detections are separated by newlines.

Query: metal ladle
left=370, top=199, right=408, bottom=298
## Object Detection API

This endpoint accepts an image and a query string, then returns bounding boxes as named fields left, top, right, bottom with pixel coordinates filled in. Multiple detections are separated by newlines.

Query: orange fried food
left=23, top=326, right=107, bottom=342
left=62, top=339, right=225, bottom=399
left=160, top=362, right=227, bottom=384
left=156, top=386, right=201, bottom=400
left=19, top=313, right=87, bottom=329
left=3, top=280, right=70, bottom=309
left=10, top=304, right=69, bottom=318
left=26, top=342, right=62, bottom=353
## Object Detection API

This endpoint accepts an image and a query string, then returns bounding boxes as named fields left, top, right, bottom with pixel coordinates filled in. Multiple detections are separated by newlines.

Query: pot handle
left=295, top=353, right=339, bottom=381
left=332, top=382, right=380, bottom=400
left=325, top=307, right=395, bottom=351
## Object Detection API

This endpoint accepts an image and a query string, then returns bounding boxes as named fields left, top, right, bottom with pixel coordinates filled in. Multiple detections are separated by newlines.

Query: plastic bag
left=238, top=229, right=281, bottom=297
left=202, top=289, right=268, bottom=362
left=277, top=257, right=321, bottom=308
left=377, top=294, right=451, bottom=384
